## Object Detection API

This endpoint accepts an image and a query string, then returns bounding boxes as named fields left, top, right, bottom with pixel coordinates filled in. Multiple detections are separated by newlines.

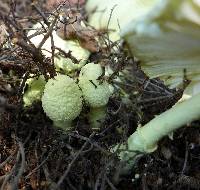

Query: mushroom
left=42, top=75, right=83, bottom=129
left=23, top=75, right=46, bottom=107
left=78, top=63, right=113, bottom=128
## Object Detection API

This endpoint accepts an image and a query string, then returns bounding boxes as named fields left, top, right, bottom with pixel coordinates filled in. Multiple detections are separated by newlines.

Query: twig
left=55, top=48, right=79, bottom=64
left=0, top=148, right=20, bottom=190
left=37, top=15, right=58, bottom=50
left=31, top=3, right=49, bottom=25
left=25, top=151, right=51, bottom=179
left=106, top=4, right=117, bottom=51
left=56, top=132, right=96, bottom=188
left=10, top=140, right=25, bottom=190
left=181, top=141, right=189, bottom=174
left=105, top=175, right=118, bottom=190
left=0, top=150, right=17, bottom=170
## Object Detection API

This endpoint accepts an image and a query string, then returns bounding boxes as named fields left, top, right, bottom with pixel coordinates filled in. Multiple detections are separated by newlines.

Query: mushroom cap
left=23, top=75, right=46, bottom=107
left=79, top=63, right=112, bottom=108
left=42, top=75, right=83, bottom=123
left=28, top=23, right=90, bottom=73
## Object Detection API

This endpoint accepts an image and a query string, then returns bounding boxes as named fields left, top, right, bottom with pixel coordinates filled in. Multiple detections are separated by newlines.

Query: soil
left=0, top=1, right=200, bottom=190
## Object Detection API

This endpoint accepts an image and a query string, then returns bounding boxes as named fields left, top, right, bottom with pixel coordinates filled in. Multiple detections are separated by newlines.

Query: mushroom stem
left=42, top=75, right=83, bottom=131
left=88, top=106, right=106, bottom=129
left=54, top=120, right=72, bottom=130
left=116, top=93, right=200, bottom=174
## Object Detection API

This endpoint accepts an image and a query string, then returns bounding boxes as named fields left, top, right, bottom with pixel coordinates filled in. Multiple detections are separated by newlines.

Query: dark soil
left=0, top=1, right=200, bottom=190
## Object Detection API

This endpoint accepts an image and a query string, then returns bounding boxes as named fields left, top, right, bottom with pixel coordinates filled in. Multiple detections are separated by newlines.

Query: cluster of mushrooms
left=23, top=5, right=115, bottom=130
left=42, top=63, right=113, bottom=129
left=23, top=61, right=113, bottom=130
